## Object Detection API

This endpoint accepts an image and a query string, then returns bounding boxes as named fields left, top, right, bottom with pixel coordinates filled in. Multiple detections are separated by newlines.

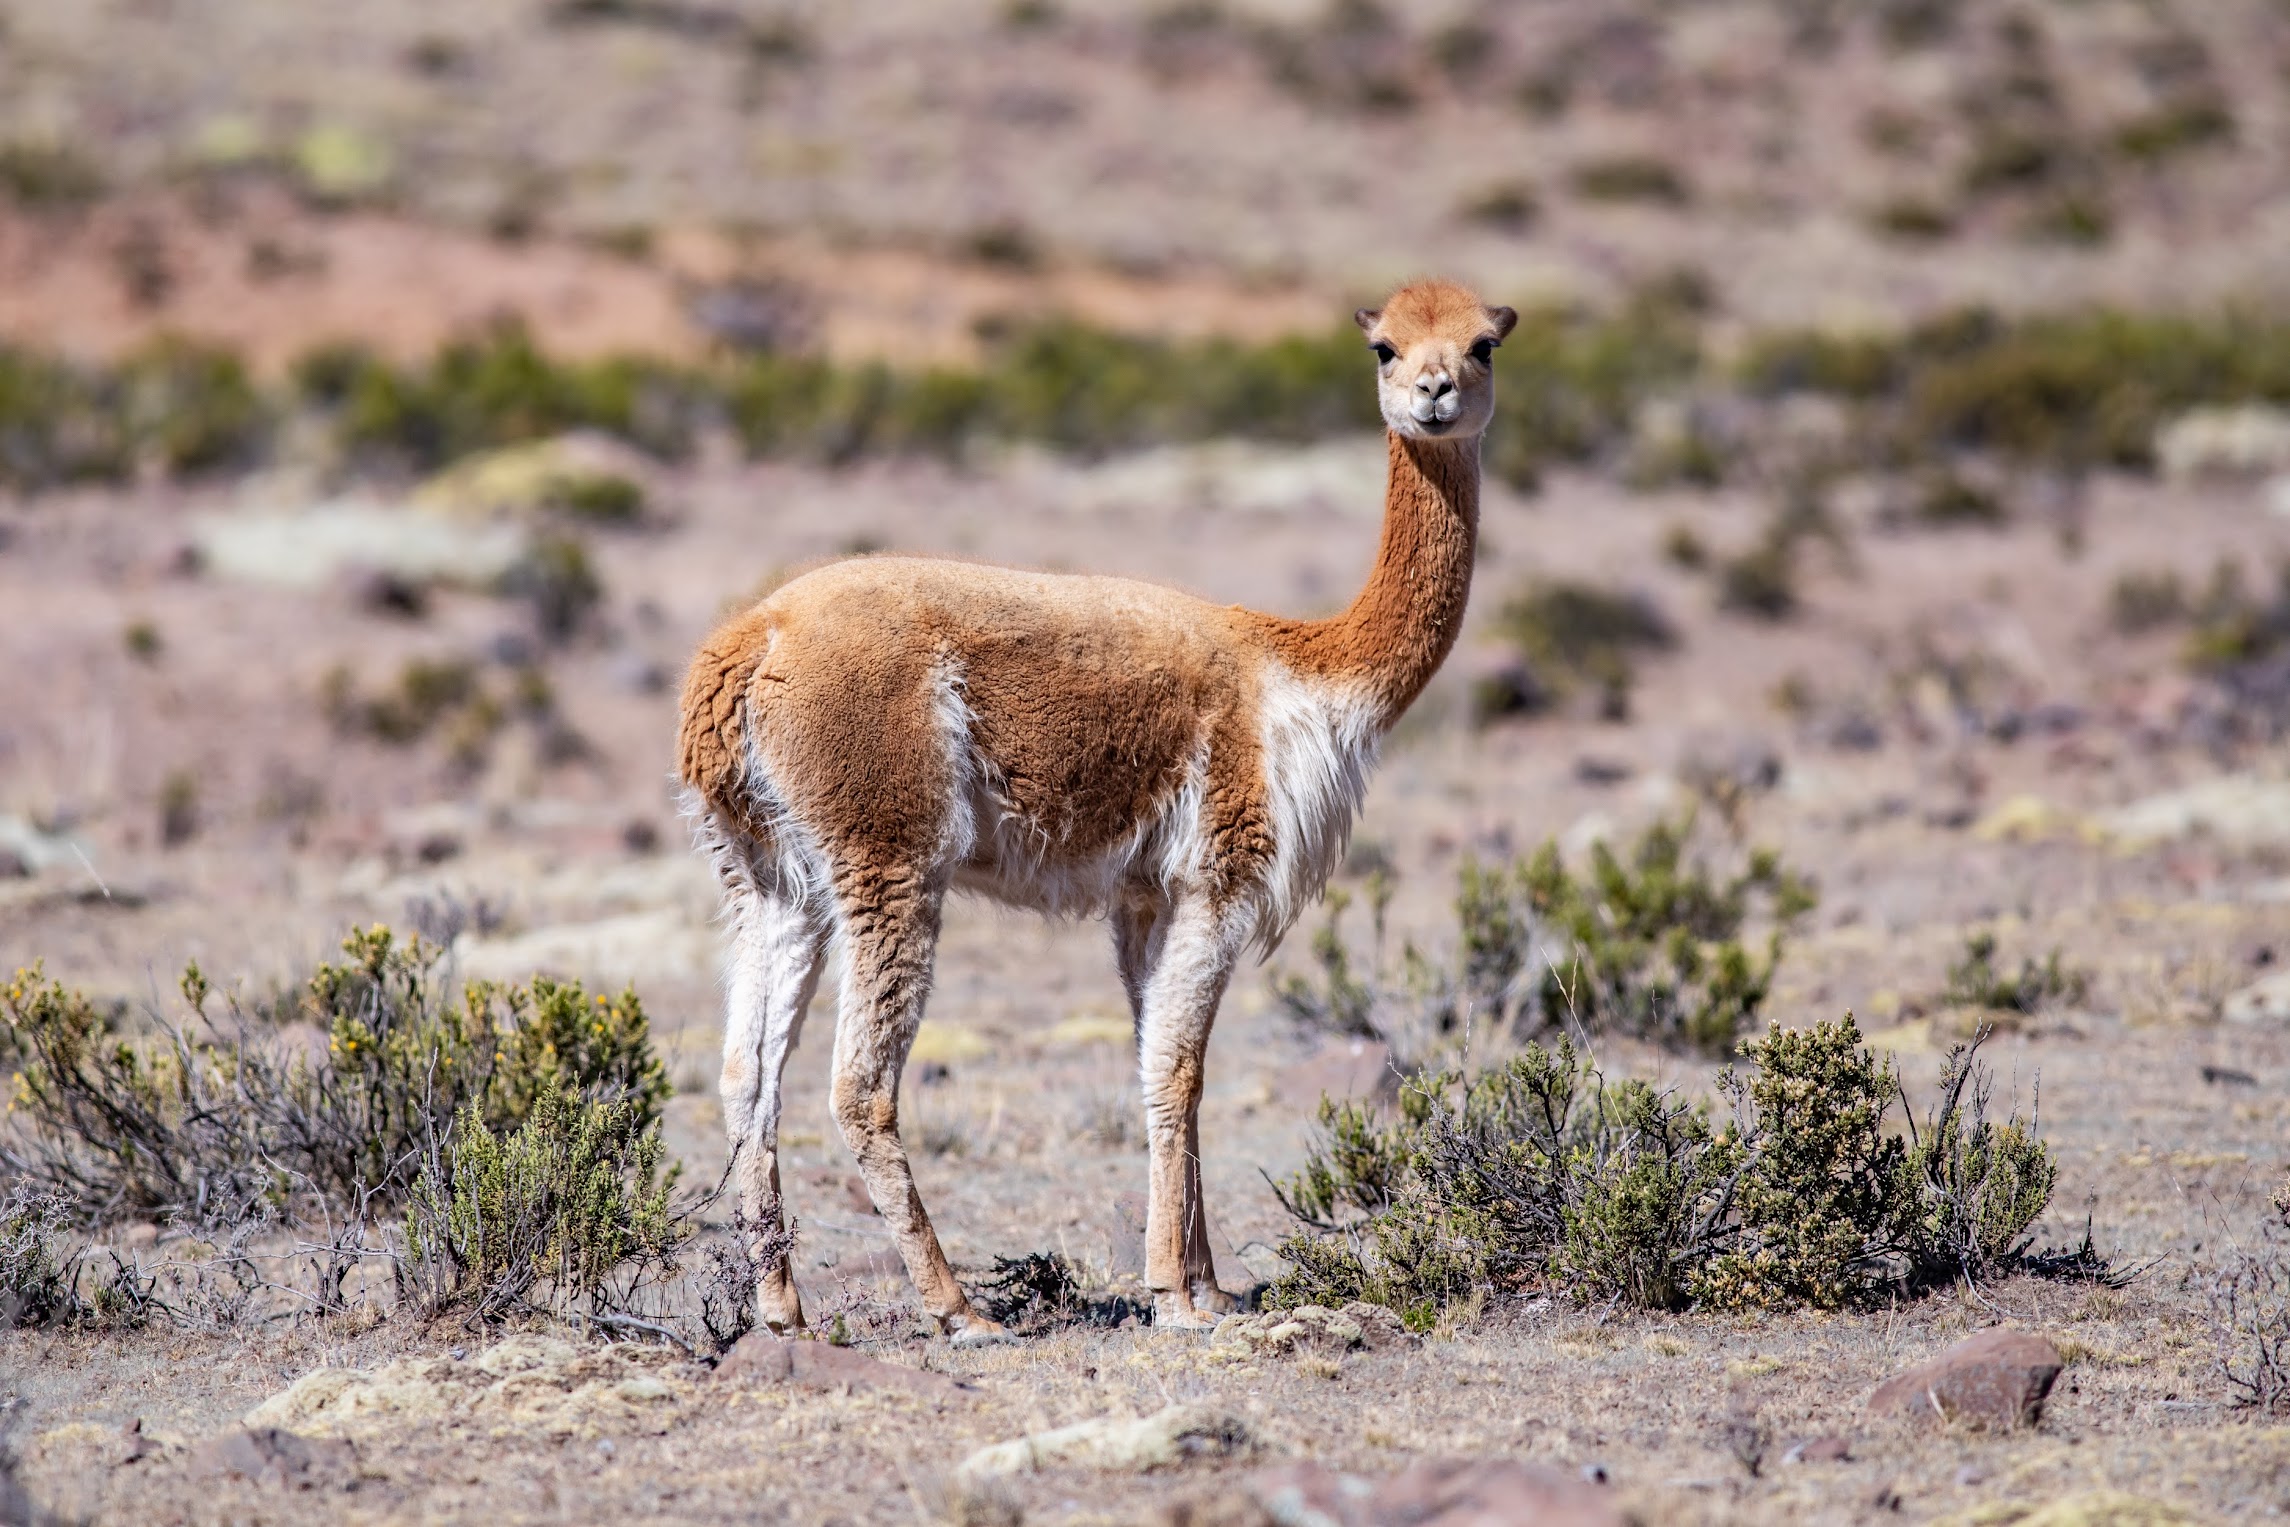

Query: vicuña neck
left=1282, top=431, right=1480, bottom=729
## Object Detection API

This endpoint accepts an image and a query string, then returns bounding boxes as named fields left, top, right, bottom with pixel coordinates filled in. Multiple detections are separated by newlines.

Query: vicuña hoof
left=1152, top=1292, right=1221, bottom=1331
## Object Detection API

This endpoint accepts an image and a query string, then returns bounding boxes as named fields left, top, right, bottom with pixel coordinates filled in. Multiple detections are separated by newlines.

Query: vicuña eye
left=1371, top=342, right=1397, bottom=364
left=1470, top=338, right=1496, bottom=363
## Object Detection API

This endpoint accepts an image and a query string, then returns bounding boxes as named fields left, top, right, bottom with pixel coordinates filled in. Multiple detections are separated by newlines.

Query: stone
left=192, top=502, right=528, bottom=592
left=2093, top=776, right=2290, bottom=850
left=246, top=1334, right=691, bottom=1439
left=1780, top=1435, right=1852, bottom=1464
left=2155, top=404, right=2290, bottom=481
left=1867, top=1328, right=2063, bottom=1430
left=956, top=1404, right=1252, bottom=1480
left=1241, top=1458, right=1624, bottom=1526
left=2223, top=970, right=2290, bottom=1025
left=191, top=1427, right=357, bottom=1492
left=713, top=1331, right=974, bottom=1399
left=1210, top=1302, right=1412, bottom=1358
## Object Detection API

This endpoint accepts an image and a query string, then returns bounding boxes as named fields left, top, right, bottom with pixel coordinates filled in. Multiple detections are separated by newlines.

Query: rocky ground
left=3, top=430, right=2289, bottom=1523
left=6, top=0, right=2290, bottom=1522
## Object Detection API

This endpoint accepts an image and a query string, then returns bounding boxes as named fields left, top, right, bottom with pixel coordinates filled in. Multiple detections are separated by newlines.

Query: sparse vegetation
left=1569, top=154, right=1691, bottom=206
left=1, top=928, right=667, bottom=1223
left=1268, top=1019, right=2081, bottom=1328
left=1277, top=817, right=1815, bottom=1061
left=403, top=1086, right=680, bottom=1324
left=1938, top=932, right=2090, bottom=1015
left=1492, top=579, right=1675, bottom=716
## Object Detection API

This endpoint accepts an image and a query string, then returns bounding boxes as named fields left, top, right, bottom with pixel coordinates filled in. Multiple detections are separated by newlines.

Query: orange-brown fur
left=678, top=278, right=1515, bottom=1337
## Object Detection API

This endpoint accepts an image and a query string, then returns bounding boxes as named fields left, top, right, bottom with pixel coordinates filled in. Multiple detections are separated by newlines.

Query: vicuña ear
left=1354, top=307, right=1381, bottom=335
left=1486, top=305, right=1518, bottom=341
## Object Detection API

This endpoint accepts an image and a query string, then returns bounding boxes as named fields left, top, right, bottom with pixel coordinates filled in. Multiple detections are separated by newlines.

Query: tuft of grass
left=1867, top=196, right=1956, bottom=243
left=1716, top=531, right=1799, bottom=621
left=1493, top=579, right=1675, bottom=715
left=1458, top=181, right=1539, bottom=233
left=157, top=770, right=200, bottom=849
left=2108, top=568, right=2186, bottom=634
left=1269, top=1020, right=2081, bottom=1326
left=1938, top=932, right=2091, bottom=1014
left=2112, top=97, right=2234, bottom=164
left=0, top=140, right=105, bottom=210
left=1569, top=155, right=1691, bottom=206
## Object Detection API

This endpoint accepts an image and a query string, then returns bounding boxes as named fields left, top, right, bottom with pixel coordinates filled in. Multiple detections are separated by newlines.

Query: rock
left=957, top=1404, right=1253, bottom=1480
left=2224, top=970, right=2290, bottom=1025
left=192, top=502, right=529, bottom=592
left=246, top=1334, right=691, bottom=1440
left=0, top=815, right=83, bottom=876
left=1928, top=1492, right=2194, bottom=1526
left=713, top=1331, right=974, bottom=1400
left=191, top=1427, right=357, bottom=1492
left=1780, top=1435, right=1852, bottom=1464
left=2155, top=404, right=2290, bottom=481
left=414, top=434, right=653, bottom=524
left=1276, top=1038, right=1395, bottom=1111
left=1240, top=1458, right=1624, bottom=1527
left=2093, top=776, right=2290, bottom=850
left=1867, top=1327, right=2063, bottom=1430
left=1210, top=1302, right=1412, bottom=1358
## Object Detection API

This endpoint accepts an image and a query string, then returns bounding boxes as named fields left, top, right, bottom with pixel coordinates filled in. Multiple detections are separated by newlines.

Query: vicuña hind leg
left=719, top=861, right=828, bottom=1334
left=829, top=871, right=1005, bottom=1344
left=1136, top=894, right=1244, bottom=1330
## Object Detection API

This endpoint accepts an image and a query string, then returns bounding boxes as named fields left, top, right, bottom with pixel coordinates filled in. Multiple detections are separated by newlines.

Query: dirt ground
left=3, top=435, right=2289, bottom=1524
left=6, top=0, right=2290, bottom=1522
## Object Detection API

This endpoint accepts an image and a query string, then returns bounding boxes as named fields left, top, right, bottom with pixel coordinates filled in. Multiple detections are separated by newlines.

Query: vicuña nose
left=1416, top=372, right=1455, bottom=399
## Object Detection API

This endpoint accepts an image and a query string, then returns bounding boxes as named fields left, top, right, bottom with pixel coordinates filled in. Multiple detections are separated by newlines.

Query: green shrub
left=2108, top=568, right=2187, bottom=634
left=1868, top=197, right=1956, bottom=243
left=1, top=928, right=668, bottom=1222
left=1493, top=579, right=1675, bottom=710
left=1937, top=932, right=2090, bottom=1014
left=1459, top=181, right=1539, bottom=232
left=1570, top=155, right=1692, bottom=206
left=0, top=140, right=104, bottom=209
left=1716, top=532, right=1799, bottom=620
left=1277, top=818, right=1814, bottom=1060
left=404, top=1088, right=678, bottom=1322
left=1269, top=1019, right=2079, bottom=1323
left=1517, top=822, right=1816, bottom=1053
left=2112, top=97, right=2234, bottom=164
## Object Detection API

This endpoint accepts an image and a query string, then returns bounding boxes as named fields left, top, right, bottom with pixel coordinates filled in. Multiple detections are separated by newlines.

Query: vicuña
left=678, top=278, right=1516, bottom=1339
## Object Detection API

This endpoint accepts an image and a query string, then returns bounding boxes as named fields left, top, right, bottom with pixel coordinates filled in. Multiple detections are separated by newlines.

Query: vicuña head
left=1358, top=278, right=1518, bottom=441
left=677, top=277, right=1512, bottom=1343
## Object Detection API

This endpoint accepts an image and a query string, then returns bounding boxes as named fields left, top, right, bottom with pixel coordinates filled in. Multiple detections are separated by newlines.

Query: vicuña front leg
left=719, top=868, right=828, bottom=1334
left=829, top=877, right=1006, bottom=1344
left=1137, top=896, right=1243, bottom=1330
